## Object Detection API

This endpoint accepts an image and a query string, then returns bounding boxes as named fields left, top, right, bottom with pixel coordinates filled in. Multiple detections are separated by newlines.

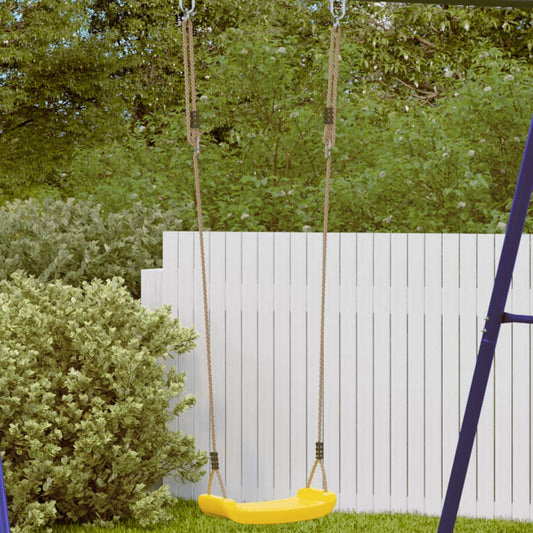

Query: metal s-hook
left=179, top=0, right=196, bottom=20
left=330, top=0, right=346, bottom=26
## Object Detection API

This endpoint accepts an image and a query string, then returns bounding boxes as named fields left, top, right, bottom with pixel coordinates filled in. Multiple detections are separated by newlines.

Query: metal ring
left=179, top=0, right=196, bottom=19
left=330, top=0, right=347, bottom=25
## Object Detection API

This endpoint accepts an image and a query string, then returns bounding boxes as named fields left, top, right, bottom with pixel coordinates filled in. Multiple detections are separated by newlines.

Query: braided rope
left=182, top=17, right=227, bottom=499
left=307, top=22, right=342, bottom=493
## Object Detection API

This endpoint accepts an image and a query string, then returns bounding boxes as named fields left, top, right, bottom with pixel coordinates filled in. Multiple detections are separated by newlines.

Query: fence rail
left=141, top=231, right=533, bottom=520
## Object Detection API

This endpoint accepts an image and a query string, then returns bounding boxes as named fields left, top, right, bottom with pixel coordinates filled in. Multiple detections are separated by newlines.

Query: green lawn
left=49, top=499, right=533, bottom=532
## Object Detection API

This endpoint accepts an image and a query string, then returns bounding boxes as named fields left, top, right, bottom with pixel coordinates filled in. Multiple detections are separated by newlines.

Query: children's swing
left=179, top=0, right=345, bottom=524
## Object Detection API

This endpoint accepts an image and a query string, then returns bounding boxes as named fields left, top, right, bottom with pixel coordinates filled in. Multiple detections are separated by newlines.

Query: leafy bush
left=0, top=274, right=206, bottom=531
left=0, top=198, right=183, bottom=298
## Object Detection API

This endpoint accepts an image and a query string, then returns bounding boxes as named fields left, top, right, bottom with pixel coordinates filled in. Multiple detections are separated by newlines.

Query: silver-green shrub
left=0, top=198, right=182, bottom=299
left=0, top=274, right=206, bottom=531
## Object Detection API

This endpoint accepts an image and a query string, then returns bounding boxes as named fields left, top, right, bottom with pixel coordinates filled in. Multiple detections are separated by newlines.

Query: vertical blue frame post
left=0, top=452, right=10, bottom=532
left=438, top=116, right=533, bottom=532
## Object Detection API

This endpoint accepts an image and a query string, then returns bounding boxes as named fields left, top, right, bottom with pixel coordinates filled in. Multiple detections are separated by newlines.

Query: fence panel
left=142, top=231, right=533, bottom=521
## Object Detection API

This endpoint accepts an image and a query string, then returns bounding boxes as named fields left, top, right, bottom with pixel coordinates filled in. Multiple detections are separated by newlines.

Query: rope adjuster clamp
left=330, top=0, right=347, bottom=26
left=210, top=452, right=220, bottom=471
left=315, top=442, right=324, bottom=460
left=179, top=0, right=196, bottom=20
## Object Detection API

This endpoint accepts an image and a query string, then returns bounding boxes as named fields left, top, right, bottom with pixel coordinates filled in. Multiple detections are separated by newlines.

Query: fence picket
left=339, top=233, right=357, bottom=510
left=407, top=234, right=425, bottom=512
left=476, top=234, right=495, bottom=517
left=356, top=233, right=374, bottom=512
left=241, top=233, right=259, bottom=502
left=390, top=234, right=408, bottom=513
left=289, top=232, right=309, bottom=494
left=225, top=232, right=242, bottom=501
left=257, top=233, right=275, bottom=501
left=511, top=235, right=531, bottom=520
left=441, top=234, right=460, bottom=514
left=424, top=234, right=442, bottom=516
left=373, top=233, right=391, bottom=513
left=494, top=234, right=513, bottom=519
left=459, top=234, right=478, bottom=516
left=273, top=233, right=291, bottom=499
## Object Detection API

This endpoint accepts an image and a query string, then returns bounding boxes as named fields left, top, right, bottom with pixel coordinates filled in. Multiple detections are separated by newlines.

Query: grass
left=49, top=499, right=533, bottom=532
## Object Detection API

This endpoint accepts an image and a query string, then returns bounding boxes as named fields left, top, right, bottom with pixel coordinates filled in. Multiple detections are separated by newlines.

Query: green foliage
left=0, top=0, right=130, bottom=192
left=3, top=0, right=533, bottom=205
left=62, top=129, right=198, bottom=218
left=0, top=197, right=183, bottom=298
left=2, top=1, right=533, bottom=232
left=66, top=48, right=532, bottom=233
left=0, top=274, right=205, bottom=532
left=0, top=0, right=187, bottom=193
left=330, top=54, right=533, bottom=233
left=343, top=3, right=533, bottom=101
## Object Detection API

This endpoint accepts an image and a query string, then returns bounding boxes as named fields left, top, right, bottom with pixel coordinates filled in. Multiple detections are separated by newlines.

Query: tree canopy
left=1, top=1, right=532, bottom=232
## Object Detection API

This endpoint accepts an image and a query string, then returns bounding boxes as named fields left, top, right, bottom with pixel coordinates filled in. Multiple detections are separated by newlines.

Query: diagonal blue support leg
left=0, top=452, right=10, bottom=533
left=438, top=116, right=533, bottom=533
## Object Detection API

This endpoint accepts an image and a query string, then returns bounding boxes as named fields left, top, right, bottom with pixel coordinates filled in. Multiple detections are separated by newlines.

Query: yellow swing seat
left=198, top=487, right=336, bottom=525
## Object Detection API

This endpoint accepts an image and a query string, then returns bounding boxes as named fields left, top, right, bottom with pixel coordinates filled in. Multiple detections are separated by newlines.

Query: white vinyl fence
left=141, top=231, right=533, bottom=521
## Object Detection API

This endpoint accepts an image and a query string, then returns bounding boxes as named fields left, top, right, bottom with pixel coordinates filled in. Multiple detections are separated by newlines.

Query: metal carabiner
left=179, top=0, right=196, bottom=20
left=330, top=0, right=347, bottom=26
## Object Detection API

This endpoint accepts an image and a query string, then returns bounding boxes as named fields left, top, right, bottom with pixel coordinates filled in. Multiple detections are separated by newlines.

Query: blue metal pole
left=0, top=453, right=10, bottom=533
left=438, top=116, right=533, bottom=532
